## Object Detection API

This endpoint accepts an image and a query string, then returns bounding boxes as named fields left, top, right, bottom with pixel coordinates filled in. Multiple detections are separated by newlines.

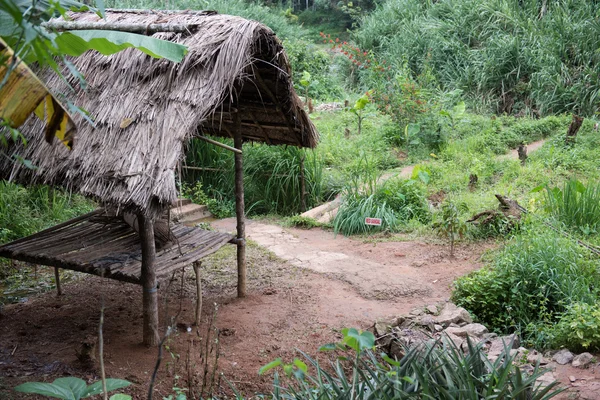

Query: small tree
left=433, top=200, right=468, bottom=257
left=346, top=93, right=371, bottom=135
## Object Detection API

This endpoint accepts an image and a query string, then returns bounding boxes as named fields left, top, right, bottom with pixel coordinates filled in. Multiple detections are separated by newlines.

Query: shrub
left=452, top=226, right=600, bottom=347
left=542, top=178, right=600, bottom=235
left=549, top=302, right=600, bottom=352
left=376, top=178, right=430, bottom=223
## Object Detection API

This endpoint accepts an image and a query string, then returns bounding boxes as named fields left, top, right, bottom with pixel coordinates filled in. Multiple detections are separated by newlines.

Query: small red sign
left=365, top=217, right=382, bottom=226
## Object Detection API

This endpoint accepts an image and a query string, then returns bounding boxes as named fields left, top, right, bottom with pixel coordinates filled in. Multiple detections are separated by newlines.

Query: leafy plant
left=346, top=93, right=372, bottom=135
left=549, top=302, right=600, bottom=352
left=14, top=377, right=131, bottom=400
left=261, top=329, right=563, bottom=399
left=433, top=200, right=468, bottom=257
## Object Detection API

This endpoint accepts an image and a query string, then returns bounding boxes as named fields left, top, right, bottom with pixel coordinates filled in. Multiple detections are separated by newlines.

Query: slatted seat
left=0, top=209, right=234, bottom=284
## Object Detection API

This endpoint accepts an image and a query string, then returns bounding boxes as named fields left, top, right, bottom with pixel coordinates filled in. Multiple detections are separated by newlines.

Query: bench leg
left=54, top=267, right=62, bottom=296
left=193, top=261, right=202, bottom=326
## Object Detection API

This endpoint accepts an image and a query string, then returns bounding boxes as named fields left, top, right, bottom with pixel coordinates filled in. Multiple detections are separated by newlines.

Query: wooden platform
left=0, top=210, right=234, bottom=284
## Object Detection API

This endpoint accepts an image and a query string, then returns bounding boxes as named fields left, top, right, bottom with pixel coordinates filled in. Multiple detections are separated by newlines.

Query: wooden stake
left=139, top=213, right=159, bottom=347
left=193, top=261, right=202, bottom=326
left=234, top=114, right=246, bottom=298
left=54, top=267, right=62, bottom=296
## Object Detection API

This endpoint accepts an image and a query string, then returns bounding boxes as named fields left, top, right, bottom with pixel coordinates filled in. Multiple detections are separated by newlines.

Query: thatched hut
left=0, top=9, right=318, bottom=345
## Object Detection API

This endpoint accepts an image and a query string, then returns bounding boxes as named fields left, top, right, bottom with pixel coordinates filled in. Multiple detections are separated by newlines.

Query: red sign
left=365, top=217, right=382, bottom=226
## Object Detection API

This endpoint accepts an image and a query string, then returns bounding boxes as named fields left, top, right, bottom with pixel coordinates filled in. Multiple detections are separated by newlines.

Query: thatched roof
left=0, top=9, right=318, bottom=217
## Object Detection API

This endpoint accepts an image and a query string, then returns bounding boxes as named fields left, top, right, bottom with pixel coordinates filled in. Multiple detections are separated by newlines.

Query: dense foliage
left=354, top=0, right=600, bottom=116
left=452, top=226, right=600, bottom=348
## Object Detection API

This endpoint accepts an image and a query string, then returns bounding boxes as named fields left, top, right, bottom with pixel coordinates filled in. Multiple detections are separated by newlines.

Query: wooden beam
left=234, top=114, right=246, bottom=298
left=252, top=67, right=304, bottom=146
left=249, top=112, right=272, bottom=144
left=195, top=135, right=242, bottom=154
left=139, top=213, right=159, bottom=347
left=43, top=21, right=199, bottom=34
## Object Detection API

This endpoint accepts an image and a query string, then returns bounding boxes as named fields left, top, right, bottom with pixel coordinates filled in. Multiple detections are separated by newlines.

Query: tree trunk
left=139, top=213, right=159, bottom=347
left=234, top=114, right=246, bottom=298
left=565, top=114, right=583, bottom=145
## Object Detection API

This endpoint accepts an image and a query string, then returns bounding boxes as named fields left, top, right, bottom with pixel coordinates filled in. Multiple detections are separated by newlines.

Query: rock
left=418, top=315, right=436, bottom=331
left=444, top=323, right=488, bottom=339
left=535, top=371, right=556, bottom=389
left=488, top=334, right=520, bottom=354
left=572, top=352, right=595, bottom=368
left=435, top=303, right=473, bottom=327
left=526, top=350, right=549, bottom=365
left=374, top=319, right=394, bottom=336
left=552, top=349, right=574, bottom=365
left=389, top=340, right=405, bottom=360
left=434, top=324, right=444, bottom=332
left=410, top=308, right=423, bottom=317
left=569, top=376, right=576, bottom=383
left=426, top=305, right=438, bottom=315
left=444, top=331, right=464, bottom=350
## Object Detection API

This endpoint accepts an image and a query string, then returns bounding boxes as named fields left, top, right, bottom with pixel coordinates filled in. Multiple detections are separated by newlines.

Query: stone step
left=171, top=203, right=212, bottom=222
left=171, top=198, right=192, bottom=207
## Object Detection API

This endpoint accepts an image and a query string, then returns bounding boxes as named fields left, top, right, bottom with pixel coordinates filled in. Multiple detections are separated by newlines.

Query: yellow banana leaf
left=0, top=38, right=76, bottom=149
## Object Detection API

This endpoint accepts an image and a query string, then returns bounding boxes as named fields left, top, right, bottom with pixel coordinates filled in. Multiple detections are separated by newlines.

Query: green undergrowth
left=0, top=182, right=95, bottom=245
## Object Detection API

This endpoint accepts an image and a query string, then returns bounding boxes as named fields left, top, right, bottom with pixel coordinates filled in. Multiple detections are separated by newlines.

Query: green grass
left=452, top=223, right=600, bottom=348
left=543, top=178, right=600, bottom=234
left=0, top=182, right=95, bottom=244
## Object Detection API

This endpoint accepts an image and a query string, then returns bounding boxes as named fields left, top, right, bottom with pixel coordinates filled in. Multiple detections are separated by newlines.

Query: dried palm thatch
left=0, top=9, right=318, bottom=217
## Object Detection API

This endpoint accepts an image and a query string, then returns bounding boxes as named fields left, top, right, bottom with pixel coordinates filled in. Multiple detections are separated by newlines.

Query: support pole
left=193, top=261, right=202, bottom=326
left=54, top=267, right=62, bottom=296
left=234, top=114, right=246, bottom=298
left=139, top=213, right=159, bottom=346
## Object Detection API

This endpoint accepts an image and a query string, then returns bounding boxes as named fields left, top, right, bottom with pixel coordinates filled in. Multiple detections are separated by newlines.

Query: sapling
left=433, top=200, right=468, bottom=257
left=346, top=93, right=371, bottom=135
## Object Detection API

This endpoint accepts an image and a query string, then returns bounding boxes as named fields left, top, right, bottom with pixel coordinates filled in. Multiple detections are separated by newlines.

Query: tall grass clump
left=245, top=145, right=324, bottom=216
left=543, top=178, right=600, bottom=234
left=184, top=140, right=325, bottom=216
left=333, top=156, right=430, bottom=236
left=452, top=225, right=600, bottom=348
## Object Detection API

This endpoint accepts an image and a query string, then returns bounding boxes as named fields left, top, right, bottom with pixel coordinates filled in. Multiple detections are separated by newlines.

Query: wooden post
left=54, top=267, right=62, bottom=296
left=234, top=114, right=246, bottom=298
left=139, top=213, right=159, bottom=346
left=193, top=261, right=202, bottom=326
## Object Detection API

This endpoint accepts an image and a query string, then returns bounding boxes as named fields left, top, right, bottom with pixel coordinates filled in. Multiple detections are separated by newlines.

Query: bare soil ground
left=2, top=220, right=599, bottom=398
